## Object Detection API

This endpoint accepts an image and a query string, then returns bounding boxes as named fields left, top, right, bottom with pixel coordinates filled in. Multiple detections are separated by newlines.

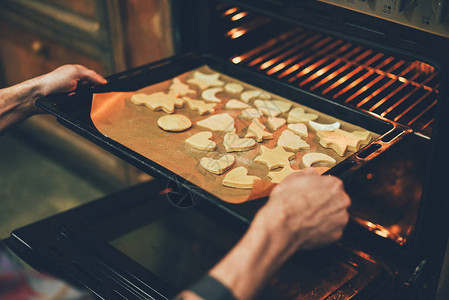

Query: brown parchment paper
left=91, top=65, right=379, bottom=204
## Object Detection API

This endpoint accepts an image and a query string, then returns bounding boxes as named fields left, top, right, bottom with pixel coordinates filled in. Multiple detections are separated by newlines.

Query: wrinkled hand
left=38, top=64, right=107, bottom=97
left=254, top=167, right=351, bottom=253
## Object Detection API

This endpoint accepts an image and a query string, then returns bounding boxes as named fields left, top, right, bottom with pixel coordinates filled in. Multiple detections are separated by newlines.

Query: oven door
left=5, top=179, right=392, bottom=300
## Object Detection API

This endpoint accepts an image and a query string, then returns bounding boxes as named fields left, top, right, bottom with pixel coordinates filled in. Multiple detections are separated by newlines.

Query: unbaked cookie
left=241, top=90, right=271, bottom=103
left=245, top=119, right=273, bottom=142
left=287, top=123, right=308, bottom=138
left=302, top=152, right=336, bottom=167
left=196, top=113, right=236, bottom=132
left=202, top=87, right=223, bottom=103
left=157, top=114, right=192, bottom=132
left=268, top=164, right=297, bottom=184
left=255, top=145, right=295, bottom=170
left=277, top=130, right=310, bottom=151
left=222, top=166, right=260, bottom=189
left=223, top=132, right=256, bottom=152
left=168, top=78, right=196, bottom=97
left=224, top=83, right=244, bottom=94
left=240, top=108, right=263, bottom=120
left=254, top=100, right=291, bottom=117
left=287, top=107, right=318, bottom=123
left=317, top=129, right=371, bottom=156
left=187, top=71, right=225, bottom=90
left=131, top=92, right=183, bottom=114
left=200, top=154, right=235, bottom=175
left=225, top=99, right=250, bottom=110
left=184, top=97, right=216, bottom=115
left=185, top=131, right=216, bottom=151
left=266, top=117, right=286, bottom=131
left=308, top=120, right=340, bottom=131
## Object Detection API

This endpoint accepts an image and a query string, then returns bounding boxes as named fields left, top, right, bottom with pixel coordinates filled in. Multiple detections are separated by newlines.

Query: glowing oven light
left=231, top=29, right=247, bottom=39
left=231, top=12, right=247, bottom=21
left=224, top=7, right=238, bottom=16
left=232, top=56, right=242, bottom=64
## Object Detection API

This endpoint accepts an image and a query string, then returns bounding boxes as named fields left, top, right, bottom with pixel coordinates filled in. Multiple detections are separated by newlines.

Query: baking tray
left=36, top=53, right=413, bottom=222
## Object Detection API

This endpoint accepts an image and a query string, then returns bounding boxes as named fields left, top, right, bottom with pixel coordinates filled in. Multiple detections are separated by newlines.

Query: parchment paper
left=91, top=65, right=378, bottom=204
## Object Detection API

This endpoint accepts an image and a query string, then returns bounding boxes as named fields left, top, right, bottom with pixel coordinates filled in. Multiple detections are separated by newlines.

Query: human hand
left=254, top=167, right=351, bottom=254
left=37, top=64, right=107, bottom=97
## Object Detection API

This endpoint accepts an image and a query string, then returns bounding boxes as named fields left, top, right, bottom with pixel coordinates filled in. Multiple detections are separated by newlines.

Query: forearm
left=208, top=217, right=292, bottom=300
left=0, top=77, right=44, bottom=134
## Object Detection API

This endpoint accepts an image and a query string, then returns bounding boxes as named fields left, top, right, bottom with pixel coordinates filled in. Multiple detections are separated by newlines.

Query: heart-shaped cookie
left=200, top=154, right=235, bottom=175
left=287, top=107, right=318, bottom=123
left=267, top=117, right=286, bottom=131
left=287, top=123, right=308, bottom=138
left=185, top=131, right=216, bottom=151
left=223, top=132, right=256, bottom=152
left=222, top=166, right=260, bottom=189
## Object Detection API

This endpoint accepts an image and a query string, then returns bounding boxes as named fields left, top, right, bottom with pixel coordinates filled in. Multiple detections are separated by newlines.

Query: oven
left=4, top=0, right=449, bottom=299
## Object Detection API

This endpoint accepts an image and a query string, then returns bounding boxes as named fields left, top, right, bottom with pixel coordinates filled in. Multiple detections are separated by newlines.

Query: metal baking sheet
left=36, top=53, right=412, bottom=209
left=91, top=65, right=379, bottom=204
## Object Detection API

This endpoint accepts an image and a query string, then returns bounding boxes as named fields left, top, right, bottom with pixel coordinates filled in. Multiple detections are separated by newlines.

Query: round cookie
left=157, top=114, right=192, bottom=132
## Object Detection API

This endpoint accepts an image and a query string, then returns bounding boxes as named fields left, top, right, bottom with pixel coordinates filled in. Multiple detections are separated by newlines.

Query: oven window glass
left=109, top=207, right=241, bottom=289
left=106, top=205, right=364, bottom=299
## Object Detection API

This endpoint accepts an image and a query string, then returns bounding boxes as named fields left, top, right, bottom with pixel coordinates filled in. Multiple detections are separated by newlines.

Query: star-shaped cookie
left=255, top=145, right=295, bottom=170
left=316, top=129, right=371, bottom=156
left=287, top=107, right=318, bottom=123
left=268, top=164, right=298, bottom=183
left=245, top=119, right=273, bottom=142
left=131, top=92, right=183, bottom=114
left=184, top=97, right=216, bottom=115
left=187, top=71, right=225, bottom=90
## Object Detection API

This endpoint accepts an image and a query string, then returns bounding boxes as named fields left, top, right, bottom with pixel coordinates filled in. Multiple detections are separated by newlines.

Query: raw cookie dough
left=168, top=77, right=196, bottom=97
left=187, top=71, right=225, bottom=90
left=185, top=131, right=216, bottom=151
left=202, top=87, right=223, bottom=103
left=225, top=99, right=250, bottom=110
left=196, top=113, right=236, bottom=132
left=200, top=154, right=235, bottom=175
left=268, top=165, right=297, bottom=183
left=223, top=132, right=256, bottom=152
left=277, top=130, right=310, bottom=151
left=267, top=117, right=286, bottom=131
left=131, top=92, right=183, bottom=114
left=184, top=97, right=216, bottom=115
left=157, top=114, right=192, bottom=132
left=240, top=108, right=263, bottom=120
left=317, top=129, right=371, bottom=156
left=308, top=120, right=341, bottom=131
left=254, top=100, right=291, bottom=117
left=255, top=145, right=295, bottom=170
left=224, top=83, right=244, bottom=94
left=302, top=153, right=336, bottom=167
left=245, top=119, right=273, bottom=142
left=287, top=123, right=308, bottom=138
left=222, top=166, right=260, bottom=189
left=241, top=90, right=271, bottom=103
left=287, top=107, right=318, bottom=123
